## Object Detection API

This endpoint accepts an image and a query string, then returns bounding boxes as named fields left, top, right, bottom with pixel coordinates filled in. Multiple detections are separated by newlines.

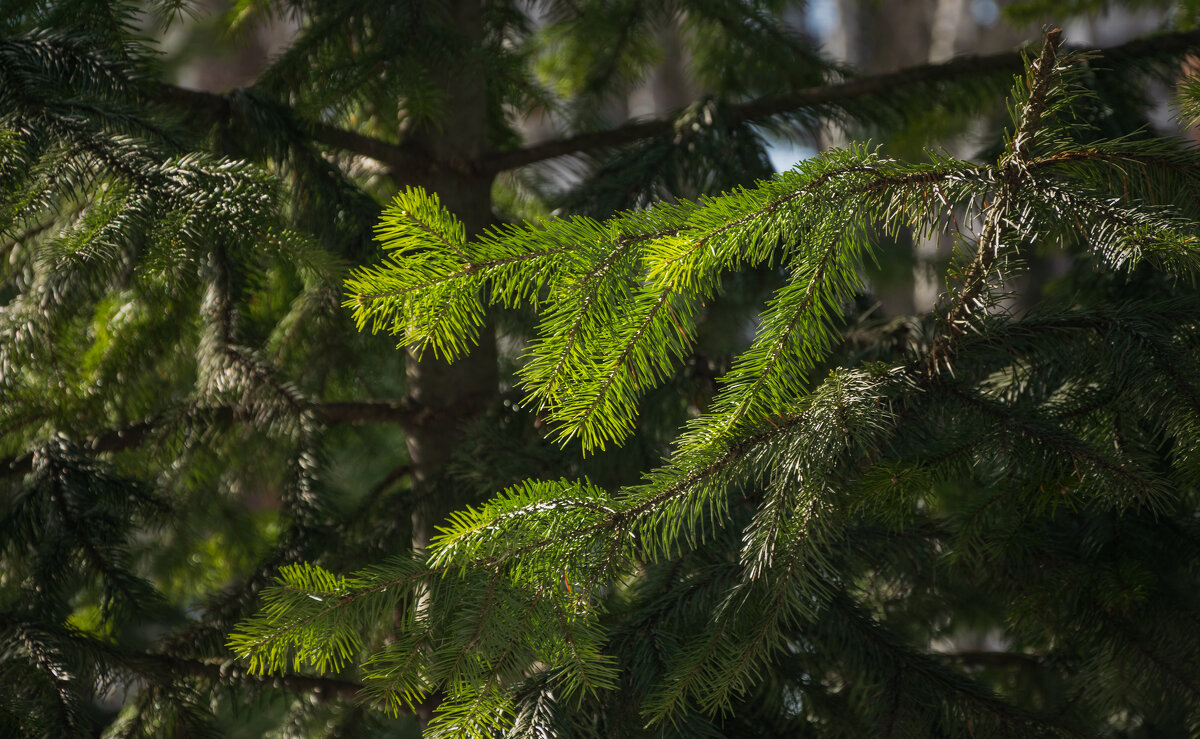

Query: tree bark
left=394, top=0, right=497, bottom=730
left=398, top=0, right=498, bottom=552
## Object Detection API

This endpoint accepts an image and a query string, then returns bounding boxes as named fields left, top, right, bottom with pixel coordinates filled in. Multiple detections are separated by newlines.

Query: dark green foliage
left=236, top=33, right=1200, bottom=738
left=4, top=1, right=1200, bottom=737
left=1005, top=0, right=1200, bottom=27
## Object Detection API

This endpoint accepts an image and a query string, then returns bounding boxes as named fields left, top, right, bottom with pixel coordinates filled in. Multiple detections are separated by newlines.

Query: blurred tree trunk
left=398, top=0, right=498, bottom=554
left=395, top=0, right=497, bottom=727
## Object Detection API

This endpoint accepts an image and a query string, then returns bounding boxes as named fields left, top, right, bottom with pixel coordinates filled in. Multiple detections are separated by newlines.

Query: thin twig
left=928, top=29, right=1063, bottom=373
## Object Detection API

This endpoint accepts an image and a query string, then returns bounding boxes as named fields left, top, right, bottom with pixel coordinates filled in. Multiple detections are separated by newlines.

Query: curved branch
left=478, top=28, right=1200, bottom=175
left=148, top=83, right=431, bottom=173
left=1, top=399, right=419, bottom=478
left=148, top=653, right=371, bottom=706
left=147, top=29, right=1200, bottom=179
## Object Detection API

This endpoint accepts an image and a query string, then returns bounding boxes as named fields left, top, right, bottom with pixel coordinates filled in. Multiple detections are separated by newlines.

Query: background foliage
left=2, top=1, right=1200, bottom=737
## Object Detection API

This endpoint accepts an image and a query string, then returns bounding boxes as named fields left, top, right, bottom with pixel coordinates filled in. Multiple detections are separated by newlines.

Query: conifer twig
left=929, top=29, right=1063, bottom=373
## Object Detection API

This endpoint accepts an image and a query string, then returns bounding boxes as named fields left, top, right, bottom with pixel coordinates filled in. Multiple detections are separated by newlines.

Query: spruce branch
left=143, top=29, right=1200, bottom=177
left=1, top=614, right=372, bottom=707
left=148, top=82, right=433, bottom=175
left=1105, top=615, right=1200, bottom=702
left=1, top=399, right=419, bottom=479
left=941, top=382, right=1162, bottom=498
left=478, top=28, right=1200, bottom=174
left=135, top=652, right=371, bottom=706
left=930, top=29, right=1064, bottom=373
left=14, top=5, right=1197, bottom=733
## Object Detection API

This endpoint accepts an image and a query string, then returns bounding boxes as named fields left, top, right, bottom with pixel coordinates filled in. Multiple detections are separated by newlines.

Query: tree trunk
left=395, top=0, right=497, bottom=549
left=391, top=1, right=497, bottom=730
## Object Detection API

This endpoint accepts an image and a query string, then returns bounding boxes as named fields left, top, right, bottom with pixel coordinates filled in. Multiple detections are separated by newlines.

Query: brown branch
left=928, top=30, right=1063, bottom=373
left=478, top=28, right=1200, bottom=175
left=148, top=83, right=431, bottom=174
left=149, top=30, right=1200, bottom=177
left=478, top=119, right=673, bottom=174
left=315, top=399, right=419, bottom=426
left=1105, top=616, right=1200, bottom=701
left=1, top=399, right=419, bottom=478
left=945, top=650, right=1044, bottom=670
left=942, top=381, right=1157, bottom=491
left=828, top=594, right=1065, bottom=732
left=0, top=613, right=379, bottom=709
left=147, top=653, right=372, bottom=706
left=346, top=464, right=415, bottom=524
